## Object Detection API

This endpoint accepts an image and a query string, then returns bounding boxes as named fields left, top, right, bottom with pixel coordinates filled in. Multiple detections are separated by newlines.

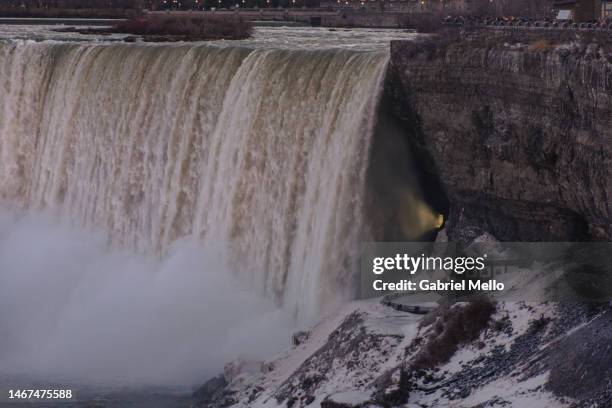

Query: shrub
left=411, top=296, right=496, bottom=370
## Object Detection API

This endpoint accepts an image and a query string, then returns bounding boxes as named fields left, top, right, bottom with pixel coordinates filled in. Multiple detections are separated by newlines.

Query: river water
left=0, top=24, right=416, bottom=49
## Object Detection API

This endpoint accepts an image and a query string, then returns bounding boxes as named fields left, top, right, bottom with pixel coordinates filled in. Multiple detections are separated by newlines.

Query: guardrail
left=444, top=17, right=612, bottom=32
left=381, top=292, right=439, bottom=315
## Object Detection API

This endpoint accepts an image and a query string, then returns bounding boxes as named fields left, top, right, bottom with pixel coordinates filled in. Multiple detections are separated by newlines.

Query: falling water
left=0, top=40, right=388, bottom=323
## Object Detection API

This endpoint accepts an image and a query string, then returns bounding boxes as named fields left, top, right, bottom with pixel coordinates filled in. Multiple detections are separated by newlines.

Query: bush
left=114, top=15, right=253, bottom=40
left=0, top=7, right=134, bottom=19
left=411, top=296, right=496, bottom=369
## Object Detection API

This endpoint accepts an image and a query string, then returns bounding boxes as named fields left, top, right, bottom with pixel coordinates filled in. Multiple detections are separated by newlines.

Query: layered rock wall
left=386, top=32, right=611, bottom=241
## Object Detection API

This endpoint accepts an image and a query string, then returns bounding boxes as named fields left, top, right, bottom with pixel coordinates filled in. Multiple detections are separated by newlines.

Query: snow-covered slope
left=193, top=298, right=611, bottom=407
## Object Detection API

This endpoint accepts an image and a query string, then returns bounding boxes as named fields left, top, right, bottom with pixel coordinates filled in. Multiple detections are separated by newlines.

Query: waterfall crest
left=0, top=41, right=388, bottom=322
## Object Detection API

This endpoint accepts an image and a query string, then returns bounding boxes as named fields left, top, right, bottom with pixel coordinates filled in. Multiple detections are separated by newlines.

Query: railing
left=444, top=16, right=612, bottom=32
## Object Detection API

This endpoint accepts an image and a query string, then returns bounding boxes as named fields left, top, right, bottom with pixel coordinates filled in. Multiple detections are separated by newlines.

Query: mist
left=0, top=209, right=294, bottom=387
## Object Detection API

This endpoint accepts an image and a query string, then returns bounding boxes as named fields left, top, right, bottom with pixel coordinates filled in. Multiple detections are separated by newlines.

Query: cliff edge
left=386, top=31, right=611, bottom=242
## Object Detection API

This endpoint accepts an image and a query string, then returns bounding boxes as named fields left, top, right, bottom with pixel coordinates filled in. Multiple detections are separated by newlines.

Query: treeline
left=113, top=14, right=253, bottom=40
left=0, top=0, right=554, bottom=16
left=469, top=0, right=554, bottom=18
left=0, top=0, right=321, bottom=10
left=1, top=1, right=143, bottom=8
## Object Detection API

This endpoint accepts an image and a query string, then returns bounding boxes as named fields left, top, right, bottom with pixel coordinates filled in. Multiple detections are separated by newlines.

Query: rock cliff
left=385, top=31, right=611, bottom=242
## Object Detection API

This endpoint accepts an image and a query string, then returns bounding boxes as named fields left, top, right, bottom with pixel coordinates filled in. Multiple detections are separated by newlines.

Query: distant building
left=554, top=0, right=609, bottom=21
left=602, top=0, right=612, bottom=19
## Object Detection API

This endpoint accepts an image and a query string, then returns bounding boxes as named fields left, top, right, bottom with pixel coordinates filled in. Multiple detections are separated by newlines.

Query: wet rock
left=292, top=330, right=310, bottom=346
left=321, top=392, right=370, bottom=408
left=224, top=359, right=265, bottom=384
left=193, top=375, right=235, bottom=408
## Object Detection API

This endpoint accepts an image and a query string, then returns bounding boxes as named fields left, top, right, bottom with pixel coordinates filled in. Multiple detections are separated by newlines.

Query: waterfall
left=0, top=41, right=388, bottom=323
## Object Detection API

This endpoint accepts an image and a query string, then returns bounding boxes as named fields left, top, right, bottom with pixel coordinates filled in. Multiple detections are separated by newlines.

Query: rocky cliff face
left=386, top=31, right=611, bottom=242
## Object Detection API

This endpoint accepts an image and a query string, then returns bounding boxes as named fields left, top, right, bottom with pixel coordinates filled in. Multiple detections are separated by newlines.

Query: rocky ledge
left=385, top=30, right=611, bottom=242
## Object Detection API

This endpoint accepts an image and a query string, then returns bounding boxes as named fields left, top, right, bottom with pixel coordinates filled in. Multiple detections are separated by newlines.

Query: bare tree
left=469, top=0, right=553, bottom=18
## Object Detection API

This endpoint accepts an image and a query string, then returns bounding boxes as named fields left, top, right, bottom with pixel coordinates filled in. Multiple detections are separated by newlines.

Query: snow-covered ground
left=194, top=295, right=610, bottom=407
